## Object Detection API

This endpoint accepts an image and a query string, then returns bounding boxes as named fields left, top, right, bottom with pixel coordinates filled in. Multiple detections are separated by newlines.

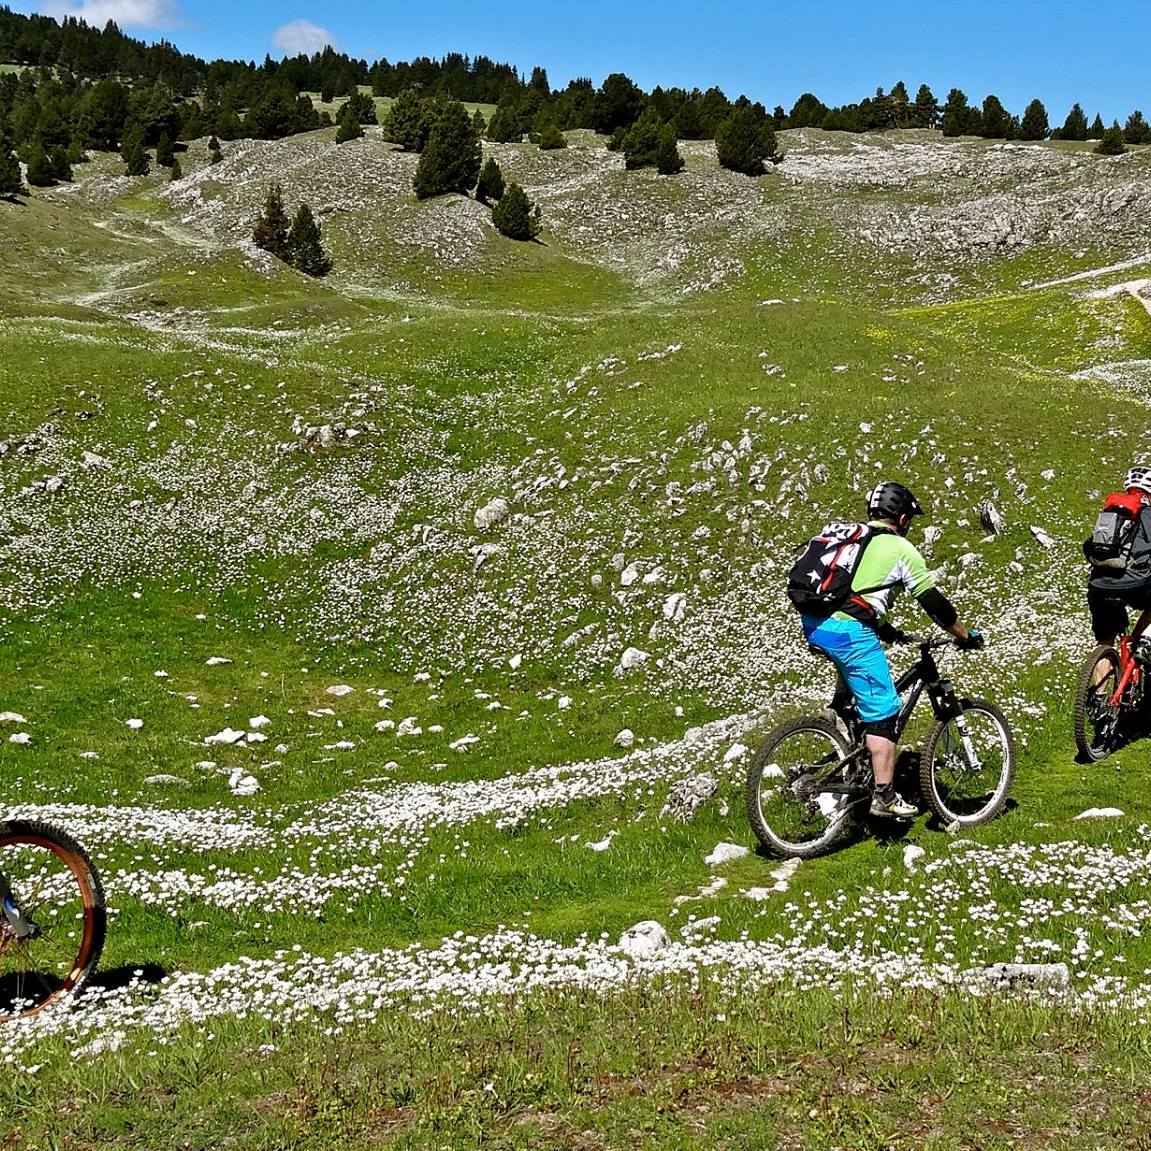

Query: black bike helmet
left=867, top=481, right=925, bottom=529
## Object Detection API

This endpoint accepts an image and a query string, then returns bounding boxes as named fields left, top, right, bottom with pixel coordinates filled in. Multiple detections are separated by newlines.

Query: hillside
left=3, top=125, right=1151, bottom=1145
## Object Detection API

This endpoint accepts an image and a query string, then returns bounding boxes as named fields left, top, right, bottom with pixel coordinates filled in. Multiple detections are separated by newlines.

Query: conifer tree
left=25, top=134, right=55, bottom=185
left=622, top=108, right=662, bottom=169
left=385, top=89, right=434, bottom=152
left=940, top=89, right=972, bottom=137
left=485, top=102, right=521, bottom=143
left=715, top=105, right=781, bottom=175
left=286, top=202, right=332, bottom=276
left=1124, top=110, right=1150, bottom=145
left=655, top=123, right=685, bottom=174
left=252, top=183, right=291, bottom=259
left=208, top=134, right=220, bottom=151
left=121, top=123, right=149, bottom=175
left=1058, top=103, right=1088, bottom=141
left=335, top=102, right=363, bottom=143
left=534, top=120, right=567, bottom=150
left=912, top=84, right=939, bottom=128
left=169, top=156, right=182, bottom=180
left=1089, top=113, right=1105, bottom=138
left=0, top=132, right=24, bottom=197
left=472, top=108, right=487, bottom=137
left=980, top=94, right=1010, bottom=138
left=155, top=131, right=174, bottom=167
left=475, top=156, right=505, bottom=203
left=492, top=181, right=541, bottom=240
left=209, top=146, right=223, bottom=165
left=1019, top=99, right=1049, bottom=140
left=606, top=125, right=627, bottom=152
left=1095, top=122, right=1127, bottom=155
left=413, top=100, right=481, bottom=199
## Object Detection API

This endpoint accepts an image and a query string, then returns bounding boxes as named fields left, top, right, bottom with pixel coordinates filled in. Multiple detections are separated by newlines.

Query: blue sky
left=17, top=0, right=1150, bottom=122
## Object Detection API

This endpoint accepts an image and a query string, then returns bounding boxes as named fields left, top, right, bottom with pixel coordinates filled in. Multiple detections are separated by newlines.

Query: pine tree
left=155, top=131, right=174, bottom=167
left=485, top=103, right=521, bottom=143
left=286, top=202, right=332, bottom=276
left=121, top=124, right=149, bottom=176
left=209, top=146, right=223, bottom=165
left=1124, top=110, right=1150, bottom=145
left=622, top=108, right=662, bottom=169
left=169, top=156, right=182, bottom=181
left=492, top=181, right=541, bottom=240
left=1019, top=99, right=1049, bottom=140
left=1095, top=122, right=1128, bottom=155
left=1058, top=103, right=1088, bottom=141
left=412, top=100, right=481, bottom=199
left=252, top=183, right=291, bottom=259
left=912, top=84, right=939, bottom=129
left=606, top=126, right=627, bottom=152
left=475, top=156, right=505, bottom=203
left=1089, top=113, right=1105, bottom=138
left=940, top=89, right=972, bottom=137
left=208, top=135, right=220, bottom=151
left=25, top=134, right=55, bottom=186
left=534, top=120, right=567, bottom=150
left=655, top=123, right=684, bottom=175
left=472, top=108, right=487, bottom=138
left=981, top=94, right=1010, bottom=138
left=335, top=102, right=363, bottom=144
left=385, top=89, right=434, bottom=152
left=715, top=106, right=781, bottom=175
left=0, top=132, right=24, bottom=197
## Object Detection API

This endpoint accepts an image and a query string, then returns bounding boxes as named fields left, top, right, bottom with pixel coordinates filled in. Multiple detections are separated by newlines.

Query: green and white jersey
left=832, top=521, right=935, bottom=624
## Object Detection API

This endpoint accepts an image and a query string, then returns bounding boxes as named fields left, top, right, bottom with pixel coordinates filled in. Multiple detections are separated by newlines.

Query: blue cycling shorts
left=801, top=615, right=900, bottom=725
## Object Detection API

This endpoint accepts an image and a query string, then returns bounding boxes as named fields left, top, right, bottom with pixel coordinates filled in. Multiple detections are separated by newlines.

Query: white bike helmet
left=1125, top=464, right=1151, bottom=496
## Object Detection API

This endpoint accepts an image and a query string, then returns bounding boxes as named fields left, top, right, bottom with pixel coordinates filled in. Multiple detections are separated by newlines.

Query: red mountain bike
left=1073, top=608, right=1151, bottom=761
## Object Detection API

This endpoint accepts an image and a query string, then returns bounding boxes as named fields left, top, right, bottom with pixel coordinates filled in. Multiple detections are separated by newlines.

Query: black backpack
left=1084, top=491, right=1144, bottom=571
left=787, top=522, right=876, bottom=618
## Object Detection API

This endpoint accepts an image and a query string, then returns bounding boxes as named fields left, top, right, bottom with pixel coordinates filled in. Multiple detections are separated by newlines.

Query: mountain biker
left=1086, top=464, right=1151, bottom=650
left=799, top=481, right=984, bottom=819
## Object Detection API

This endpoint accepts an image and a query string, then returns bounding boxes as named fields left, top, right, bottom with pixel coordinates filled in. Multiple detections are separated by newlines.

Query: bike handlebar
left=895, top=633, right=962, bottom=650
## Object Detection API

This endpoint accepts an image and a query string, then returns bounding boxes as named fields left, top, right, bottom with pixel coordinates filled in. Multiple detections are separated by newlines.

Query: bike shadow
left=84, top=962, right=168, bottom=996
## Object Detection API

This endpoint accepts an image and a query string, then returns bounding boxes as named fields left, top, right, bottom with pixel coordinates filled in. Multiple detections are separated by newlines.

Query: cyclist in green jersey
left=801, top=482, right=984, bottom=818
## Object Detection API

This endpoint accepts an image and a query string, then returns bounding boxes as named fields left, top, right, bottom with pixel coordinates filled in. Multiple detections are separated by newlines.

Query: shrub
left=655, top=124, right=685, bottom=175
left=475, top=156, right=505, bottom=204
left=335, top=103, right=363, bottom=144
left=385, top=89, right=434, bottom=152
left=0, top=133, right=23, bottom=197
left=155, top=132, right=174, bottom=167
left=1095, top=123, right=1128, bottom=155
left=286, top=202, right=332, bottom=277
left=252, top=183, right=291, bottom=258
left=535, top=121, right=567, bottom=150
left=715, top=106, right=781, bottom=175
left=622, top=109, right=662, bottom=169
left=492, top=181, right=541, bottom=240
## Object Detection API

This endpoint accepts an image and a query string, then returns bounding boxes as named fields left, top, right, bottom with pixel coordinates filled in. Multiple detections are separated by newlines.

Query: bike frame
left=0, top=870, right=36, bottom=939
left=1108, top=607, right=1151, bottom=706
left=807, top=638, right=975, bottom=797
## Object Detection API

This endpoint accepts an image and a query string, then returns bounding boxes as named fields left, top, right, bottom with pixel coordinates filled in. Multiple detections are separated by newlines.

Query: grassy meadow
left=1, top=123, right=1151, bottom=1146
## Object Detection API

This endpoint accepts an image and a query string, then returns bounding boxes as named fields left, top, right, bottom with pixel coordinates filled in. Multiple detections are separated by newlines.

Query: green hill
left=3, top=125, right=1151, bottom=1147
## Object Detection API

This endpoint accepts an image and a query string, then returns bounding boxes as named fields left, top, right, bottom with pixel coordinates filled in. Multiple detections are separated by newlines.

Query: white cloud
left=272, top=19, right=336, bottom=56
left=39, top=0, right=178, bottom=28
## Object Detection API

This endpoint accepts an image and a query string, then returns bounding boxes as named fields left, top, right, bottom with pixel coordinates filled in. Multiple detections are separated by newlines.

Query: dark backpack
left=1084, top=492, right=1144, bottom=571
left=787, top=522, right=876, bottom=618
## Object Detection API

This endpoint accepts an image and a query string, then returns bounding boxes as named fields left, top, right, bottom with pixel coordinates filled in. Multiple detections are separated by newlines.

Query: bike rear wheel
left=746, top=717, right=858, bottom=859
left=0, top=820, right=106, bottom=1020
left=918, top=698, right=1015, bottom=827
left=1073, top=645, right=1123, bottom=762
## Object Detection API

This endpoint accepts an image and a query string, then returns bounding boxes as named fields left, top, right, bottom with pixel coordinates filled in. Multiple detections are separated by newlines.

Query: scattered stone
left=663, top=592, right=687, bottom=623
left=1030, top=526, right=1056, bottom=549
left=661, top=773, right=719, bottom=822
left=617, top=920, right=671, bottom=959
left=722, top=742, right=749, bottom=764
left=205, top=727, right=246, bottom=745
left=979, top=501, right=1006, bottom=535
left=449, top=733, right=480, bottom=752
left=0, top=712, right=27, bottom=724
left=249, top=715, right=272, bottom=729
left=557, top=696, right=573, bottom=710
left=473, top=497, right=510, bottom=532
left=508, top=654, right=523, bottom=670
left=143, top=774, right=189, bottom=787
left=902, top=844, right=926, bottom=872
left=125, top=718, right=144, bottom=730
left=586, top=831, right=616, bottom=852
left=8, top=732, right=31, bottom=745
left=1074, top=807, right=1124, bottom=820
left=205, top=656, right=232, bottom=666
left=326, top=685, right=354, bottom=697
left=704, top=842, right=749, bottom=866
left=614, top=728, right=635, bottom=748
left=396, top=717, right=422, bottom=737
left=228, top=769, right=261, bottom=797
left=616, top=647, right=650, bottom=674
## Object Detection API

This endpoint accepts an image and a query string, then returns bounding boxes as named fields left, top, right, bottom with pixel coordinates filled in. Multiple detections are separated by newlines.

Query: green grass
left=2, top=126, right=1151, bottom=1143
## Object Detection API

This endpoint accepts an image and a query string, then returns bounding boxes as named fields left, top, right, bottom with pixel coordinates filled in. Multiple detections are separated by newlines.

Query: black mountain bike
left=746, top=636, right=1016, bottom=860
left=0, top=820, right=106, bottom=1019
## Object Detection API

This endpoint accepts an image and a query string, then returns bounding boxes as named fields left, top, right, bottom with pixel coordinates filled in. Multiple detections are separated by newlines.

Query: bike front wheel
left=746, top=717, right=858, bottom=860
left=1073, top=645, right=1123, bottom=762
left=0, top=820, right=106, bottom=1020
left=918, top=699, right=1016, bottom=827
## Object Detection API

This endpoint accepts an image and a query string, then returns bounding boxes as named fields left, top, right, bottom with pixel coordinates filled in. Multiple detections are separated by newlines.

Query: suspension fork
left=931, top=679, right=983, bottom=771
left=0, top=870, right=38, bottom=939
